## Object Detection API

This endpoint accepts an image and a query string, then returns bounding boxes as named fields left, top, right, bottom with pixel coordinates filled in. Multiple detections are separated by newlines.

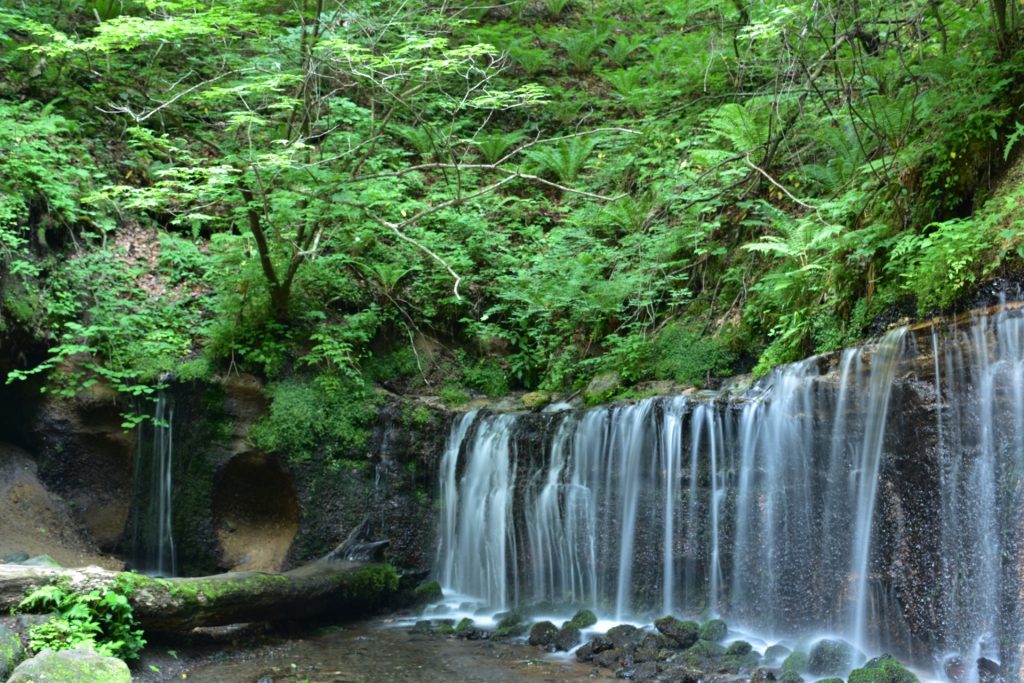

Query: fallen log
left=0, top=559, right=407, bottom=633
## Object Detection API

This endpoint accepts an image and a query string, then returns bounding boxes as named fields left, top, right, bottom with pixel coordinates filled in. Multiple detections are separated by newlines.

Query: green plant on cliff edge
left=16, top=576, right=145, bottom=661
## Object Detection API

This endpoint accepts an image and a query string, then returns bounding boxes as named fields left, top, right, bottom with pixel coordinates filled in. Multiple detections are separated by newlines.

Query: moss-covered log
left=0, top=560, right=403, bottom=633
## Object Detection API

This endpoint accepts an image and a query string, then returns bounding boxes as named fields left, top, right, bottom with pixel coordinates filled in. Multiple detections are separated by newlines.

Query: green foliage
left=526, top=136, right=598, bottom=182
left=4, top=0, right=1024, bottom=403
left=249, top=373, right=378, bottom=466
left=16, top=578, right=145, bottom=661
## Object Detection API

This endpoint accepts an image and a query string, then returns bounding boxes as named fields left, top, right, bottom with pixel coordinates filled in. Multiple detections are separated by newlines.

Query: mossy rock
left=699, top=618, right=728, bottom=641
left=528, top=620, right=558, bottom=647
left=454, top=617, right=474, bottom=635
left=494, top=622, right=529, bottom=638
left=765, top=644, right=792, bottom=664
left=494, top=611, right=527, bottom=638
left=553, top=625, right=581, bottom=651
left=521, top=391, right=553, bottom=410
left=815, top=678, right=846, bottom=683
left=726, top=640, right=753, bottom=656
left=413, top=580, right=443, bottom=606
left=0, top=624, right=26, bottom=679
left=564, top=608, right=597, bottom=630
left=808, top=638, right=859, bottom=677
left=778, top=672, right=805, bottom=683
left=7, top=648, right=130, bottom=683
left=847, top=655, right=919, bottom=683
left=653, top=615, right=700, bottom=648
left=783, top=650, right=810, bottom=674
left=583, top=371, right=622, bottom=405
left=606, top=624, right=644, bottom=648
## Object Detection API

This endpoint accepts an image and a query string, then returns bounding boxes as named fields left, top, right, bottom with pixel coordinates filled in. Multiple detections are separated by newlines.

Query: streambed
left=135, top=619, right=617, bottom=683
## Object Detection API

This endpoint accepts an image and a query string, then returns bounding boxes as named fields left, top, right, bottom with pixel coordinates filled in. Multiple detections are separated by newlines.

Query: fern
left=552, top=28, right=608, bottom=73
left=603, top=34, right=645, bottom=66
left=525, top=136, right=597, bottom=182
left=601, top=67, right=646, bottom=98
left=542, top=0, right=572, bottom=17
left=703, top=100, right=770, bottom=153
left=508, top=41, right=550, bottom=76
left=472, top=130, right=526, bottom=164
left=392, top=124, right=438, bottom=160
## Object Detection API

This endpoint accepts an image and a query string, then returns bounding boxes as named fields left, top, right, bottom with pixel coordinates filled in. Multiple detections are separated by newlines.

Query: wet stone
left=751, top=667, right=777, bottom=683
left=528, top=620, right=558, bottom=647
left=654, top=616, right=700, bottom=649
left=764, top=644, right=791, bottom=665
left=577, top=636, right=614, bottom=663
left=807, top=638, right=859, bottom=677
left=977, top=657, right=1001, bottom=683
left=699, top=618, right=728, bottom=642
left=552, top=625, right=581, bottom=652
left=595, top=647, right=624, bottom=669
left=607, top=624, right=644, bottom=649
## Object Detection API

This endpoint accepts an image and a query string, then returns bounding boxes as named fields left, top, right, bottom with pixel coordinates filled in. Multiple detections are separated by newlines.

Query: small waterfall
left=131, top=389, right=177, bottom=576
left=661, top=396, right=686, bottom=615
left=436, top=412, right=515, bottom=609
left=434, top=307, right=1024, bottom=680
left=847, top=327, right=907, bottom=650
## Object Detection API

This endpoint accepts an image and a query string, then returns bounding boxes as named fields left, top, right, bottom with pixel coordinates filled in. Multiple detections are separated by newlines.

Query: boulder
left=564, top=608, right=597, bottom=630
left=412, top=580, right=443, bottom=606
left=654, top=616, right=700, bottom=648
left=607, top=623, right=644, bottom=649
left=699, top=618, right=728, bottom=642
left=7, top=648, right=130, bottom=683
left=552, top=625, right=581, bottom=651
left=847, top=654, right=920, bottom=683
left=528, top=620, right=558, bottom=647
left=726, top=640, right=753, bottom=656
left=977, top=657, right=1001, bottom=683
left=782, top=650, right=809, bottom=674
left=630, top=660, right=661, bottom=682
left=594, top=647, right=623, bottom=669
left=521, top=392, right=552, bottom=410
left=764, top=644, right=792, bottom=664
left=583, top=371, right=621, bottom=404
left=575, top=636, right=614, bottom=662
left=751, top=668, right=777, bottom=683
left=808, top=638, right=859, bottom=676
left=943, top=655, right=966, bottom=683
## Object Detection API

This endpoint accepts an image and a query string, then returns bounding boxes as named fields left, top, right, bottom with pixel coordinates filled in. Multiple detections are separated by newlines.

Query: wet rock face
left=284, top=394, right=448, bottom=572
left=27, top=385, right=135, bottom=551
left=212, top=452, right=299, bottom=572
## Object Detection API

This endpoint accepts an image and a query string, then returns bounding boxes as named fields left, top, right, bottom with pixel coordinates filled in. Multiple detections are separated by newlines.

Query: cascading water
left=131, top=389, right=177, bottom=576
left=435, top=307, right=1024, bottom=681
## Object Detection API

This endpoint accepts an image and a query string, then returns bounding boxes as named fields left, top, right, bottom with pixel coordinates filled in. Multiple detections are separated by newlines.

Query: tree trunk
left=0, top=560, right=405, bottom=633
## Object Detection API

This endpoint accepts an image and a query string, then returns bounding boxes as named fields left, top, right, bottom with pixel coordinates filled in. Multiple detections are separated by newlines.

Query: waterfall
left=847, top=327, right=907, bottom=650
left=434, top=307, right=1024, bottom=680
left=131, top=389, right=177, bottom=576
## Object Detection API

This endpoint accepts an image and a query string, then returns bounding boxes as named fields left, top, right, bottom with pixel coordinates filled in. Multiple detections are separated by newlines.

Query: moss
left=847, top=655, right=919, bottom=683
left=342, top=563, right=400, bottom=598
left=699, top=618, right=728, bottom=641
left=455, top=617, right=474, bottom=635
left=783, top=651, right=809, bottom=674
left=413, top=580, right=443, bottom=606
left=726, top=640, right=753, bottom=656
left=564, top=608, right=597, bottom=630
